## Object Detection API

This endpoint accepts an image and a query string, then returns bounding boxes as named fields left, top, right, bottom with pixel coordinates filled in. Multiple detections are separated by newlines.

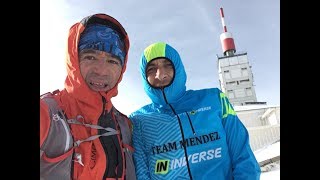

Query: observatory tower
left=217, top=7, right=264, bottom=106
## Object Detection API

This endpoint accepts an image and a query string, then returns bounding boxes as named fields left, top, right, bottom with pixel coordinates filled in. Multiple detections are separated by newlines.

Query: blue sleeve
left=130, top=116, right=151, bottom=180
left=219, top=92, right=261, bottom=180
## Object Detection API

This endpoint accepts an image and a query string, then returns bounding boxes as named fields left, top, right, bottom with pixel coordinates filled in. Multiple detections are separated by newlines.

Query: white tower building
left=217, top=7, right=261, bottom=106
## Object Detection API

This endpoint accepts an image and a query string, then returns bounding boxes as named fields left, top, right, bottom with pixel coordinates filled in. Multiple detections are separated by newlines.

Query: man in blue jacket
left=129, top=42, right=261, bottom=180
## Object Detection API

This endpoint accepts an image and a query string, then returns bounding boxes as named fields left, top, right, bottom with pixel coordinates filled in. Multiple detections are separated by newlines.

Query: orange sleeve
left=40, top=99, right=51, bottom=147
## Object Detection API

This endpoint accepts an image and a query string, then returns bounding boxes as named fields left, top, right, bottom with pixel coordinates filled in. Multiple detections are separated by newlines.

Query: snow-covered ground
left=260, top=169, right=280, bottom=180
left=254, top=141, right=280, bottom=180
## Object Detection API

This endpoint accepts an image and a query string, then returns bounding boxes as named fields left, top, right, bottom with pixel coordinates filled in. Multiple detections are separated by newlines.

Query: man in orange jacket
left=40, top=13, right=136, bottom=180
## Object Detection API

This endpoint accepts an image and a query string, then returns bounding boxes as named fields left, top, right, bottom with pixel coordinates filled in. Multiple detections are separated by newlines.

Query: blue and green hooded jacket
left=129, top=42, right=261, bottom=180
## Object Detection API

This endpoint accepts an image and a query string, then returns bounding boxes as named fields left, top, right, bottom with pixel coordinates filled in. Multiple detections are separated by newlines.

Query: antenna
left=219, top=7, right=236, bottom=56
left=220, top=7, right=227, bottom=32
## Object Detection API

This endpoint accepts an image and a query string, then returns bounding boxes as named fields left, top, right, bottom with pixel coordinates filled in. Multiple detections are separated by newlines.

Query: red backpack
left=40, top=91, right=136, bottom=180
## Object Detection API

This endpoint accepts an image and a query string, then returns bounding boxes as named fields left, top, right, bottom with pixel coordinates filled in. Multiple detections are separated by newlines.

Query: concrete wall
left=235, top=106, right=280, bottom=151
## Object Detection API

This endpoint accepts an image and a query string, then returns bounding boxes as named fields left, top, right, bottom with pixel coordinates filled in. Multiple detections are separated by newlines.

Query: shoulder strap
left=40, top=91, right=74, bottom=156
left=113, top=107, right=132, bottom=130
left=40, top=90, right=74, bottom=180
left=40, top=89, right=60, bottom=98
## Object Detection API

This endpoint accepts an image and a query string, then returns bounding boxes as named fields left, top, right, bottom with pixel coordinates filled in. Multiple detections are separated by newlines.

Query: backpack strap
left=114, top=107, right=133, bottom=131
left=40, top=91, right=74, bottom=156
left=41, top=90, right=120, bottom=148
left=67, top=115, right=119, bottom=147
left=40, top=90, right=74, bottom=180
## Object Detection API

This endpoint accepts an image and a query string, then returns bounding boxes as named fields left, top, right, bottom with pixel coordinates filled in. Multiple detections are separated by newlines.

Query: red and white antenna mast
left=219, top=7, right=236, bottom=56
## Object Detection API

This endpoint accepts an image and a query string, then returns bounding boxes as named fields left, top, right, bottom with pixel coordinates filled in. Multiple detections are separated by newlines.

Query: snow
left=254, top=141, right=280, bottom=180
left=234, top=104, right=280, bottom=111
left=260, top=169, right=280, bottom=180
left=254, top=141, right=280, bottom=162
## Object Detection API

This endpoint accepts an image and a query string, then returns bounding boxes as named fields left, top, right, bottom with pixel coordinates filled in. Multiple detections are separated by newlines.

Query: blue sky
left=40, top=0, right=280, bottom=115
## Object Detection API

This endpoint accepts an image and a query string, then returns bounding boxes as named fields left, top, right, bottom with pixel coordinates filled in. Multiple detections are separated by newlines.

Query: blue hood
left=140, top=42, right=187, bottom=105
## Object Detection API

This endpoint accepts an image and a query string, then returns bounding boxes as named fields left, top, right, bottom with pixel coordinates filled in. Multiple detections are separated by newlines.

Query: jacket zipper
left=185, top=112, right=196, bottom=136
left=161, top=88, right=193, bottom=180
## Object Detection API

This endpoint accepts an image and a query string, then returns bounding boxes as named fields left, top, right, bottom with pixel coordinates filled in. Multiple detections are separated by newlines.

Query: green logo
left=190, top=110, right=196, bottom=115
left=155, top=159, right=170, bottom=174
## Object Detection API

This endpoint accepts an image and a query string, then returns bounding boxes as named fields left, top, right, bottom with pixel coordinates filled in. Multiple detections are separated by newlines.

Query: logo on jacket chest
left=175, top=106, right=212, bottom=117
left=151, top=131, right=220, bottom=155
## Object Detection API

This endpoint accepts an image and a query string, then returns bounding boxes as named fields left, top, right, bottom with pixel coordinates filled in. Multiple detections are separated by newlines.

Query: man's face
left=79, top=49, right=122, bottom=92
left=146, top=58, right=174, bottom=88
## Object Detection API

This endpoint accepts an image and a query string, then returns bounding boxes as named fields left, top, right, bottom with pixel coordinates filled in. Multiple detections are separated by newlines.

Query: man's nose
left=93, top=59, right=110, bottom=75
left=155, top=68, right=167, bottom=81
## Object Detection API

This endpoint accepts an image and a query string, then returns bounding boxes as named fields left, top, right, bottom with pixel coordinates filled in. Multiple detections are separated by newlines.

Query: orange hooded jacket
left=40, top=14, right=135, bottom=180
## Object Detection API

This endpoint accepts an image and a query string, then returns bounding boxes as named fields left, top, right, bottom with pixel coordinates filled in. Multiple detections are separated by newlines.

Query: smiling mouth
left=90, top=82, right=107, bottom=88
